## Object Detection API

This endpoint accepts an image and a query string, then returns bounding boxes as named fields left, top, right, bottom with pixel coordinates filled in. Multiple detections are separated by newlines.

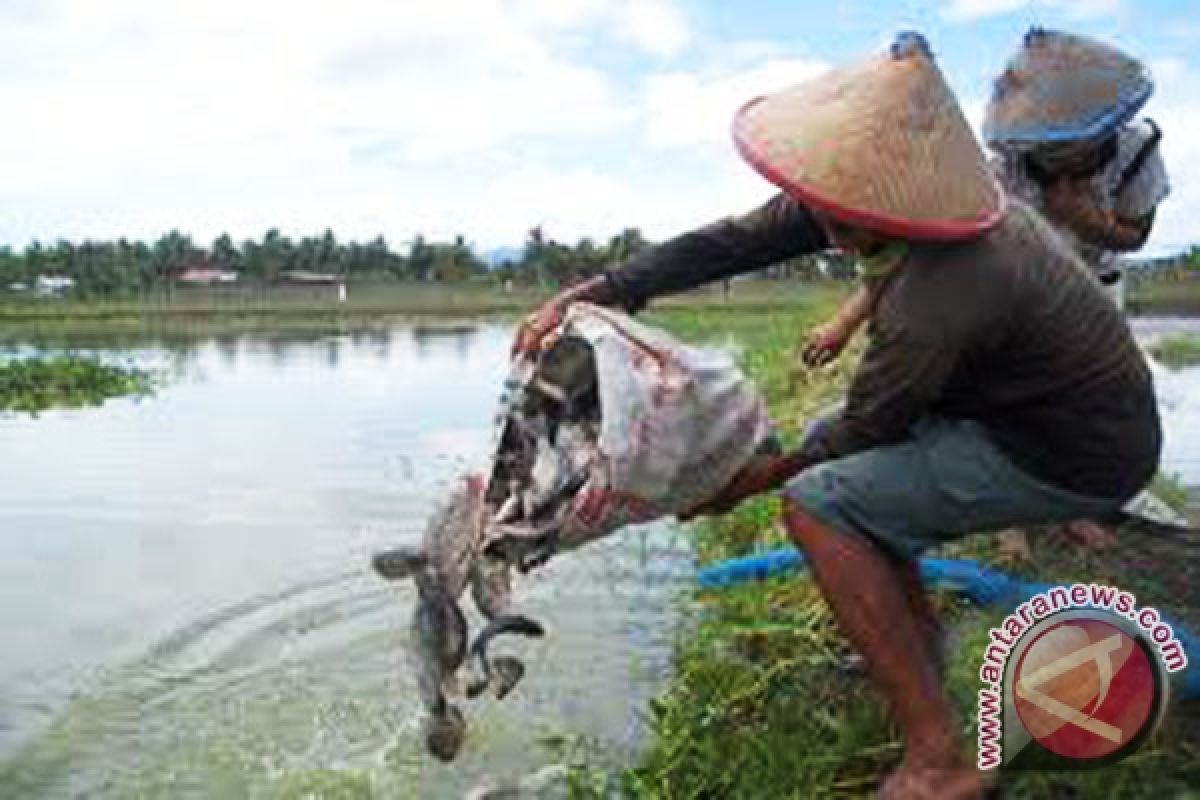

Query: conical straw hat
left=983, top=28, right=1153, bottom=151
left=733, top=32, right=1004, bottom=240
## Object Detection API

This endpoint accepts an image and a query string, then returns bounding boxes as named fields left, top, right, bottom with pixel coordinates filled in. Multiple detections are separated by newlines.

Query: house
left=35, top=275, right=74, bottom=296
left=177, top=267, right=239, bottom=285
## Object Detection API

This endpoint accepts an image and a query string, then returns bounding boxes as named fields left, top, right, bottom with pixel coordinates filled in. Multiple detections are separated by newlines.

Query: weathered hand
left=801, top=322, right=849, bottom=367
left=512, top=302, right=565, bottom=356
left=677, top=455, right=782, bottom=521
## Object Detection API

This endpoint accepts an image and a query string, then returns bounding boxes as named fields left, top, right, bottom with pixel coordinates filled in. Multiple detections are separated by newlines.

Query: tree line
left=0, top=225, right=862, bottom=296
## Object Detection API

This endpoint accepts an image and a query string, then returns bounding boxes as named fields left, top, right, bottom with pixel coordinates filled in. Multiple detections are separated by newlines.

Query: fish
left=372, top=476, right=545, bottom=761
left=480, top=335, right=601, bottom=572
left=372, top=335, right=604, bottom=761
left=371, top=546, right=468, bottom=761
left=465, top=614, right=546, bottom=700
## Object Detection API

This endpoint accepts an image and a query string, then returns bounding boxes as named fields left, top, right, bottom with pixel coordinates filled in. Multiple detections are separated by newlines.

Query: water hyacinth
left=0, top=355, right=154, bottom=413
left=1149, top=333, right=1200, bottom=370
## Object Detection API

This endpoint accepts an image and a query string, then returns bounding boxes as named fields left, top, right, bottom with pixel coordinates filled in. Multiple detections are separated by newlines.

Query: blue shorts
left=783, top=416, right=1122, bottom=560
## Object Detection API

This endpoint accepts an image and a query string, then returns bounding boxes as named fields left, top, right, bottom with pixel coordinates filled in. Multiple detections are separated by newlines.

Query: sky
left=1, top=0, right=1197, bottom=257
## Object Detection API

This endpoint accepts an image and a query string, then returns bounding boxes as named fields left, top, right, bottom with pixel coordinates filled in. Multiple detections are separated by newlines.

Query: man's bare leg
left=1058, top=519, right=1117, bottom=549
left=898, top=559, right=946, bottom=678
left=782, top=501, right=981, bottom=797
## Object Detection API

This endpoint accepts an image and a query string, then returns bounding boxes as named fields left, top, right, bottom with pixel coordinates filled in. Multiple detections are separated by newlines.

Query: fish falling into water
left=372, top=334, right=608, bottom=761
left=371, top=475, right=546, bottom=761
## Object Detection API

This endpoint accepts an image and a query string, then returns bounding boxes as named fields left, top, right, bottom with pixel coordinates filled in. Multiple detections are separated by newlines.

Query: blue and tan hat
left=733, top=32, right=1004, bottom=241
left=983, top=27, right=1153, bottom=151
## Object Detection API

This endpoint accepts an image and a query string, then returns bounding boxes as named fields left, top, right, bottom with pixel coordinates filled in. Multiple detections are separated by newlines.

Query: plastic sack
left=482, top=303, right=775, bottom=563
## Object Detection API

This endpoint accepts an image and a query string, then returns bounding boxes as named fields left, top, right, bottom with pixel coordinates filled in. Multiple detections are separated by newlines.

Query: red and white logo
left=1012, top=617, right=1159, bottom=762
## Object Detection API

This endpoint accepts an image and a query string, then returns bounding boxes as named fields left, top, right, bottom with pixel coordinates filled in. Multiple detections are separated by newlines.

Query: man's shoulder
left=880, top=238, right=1009, bottom=339
left=891, top=203, right=1071, bottom=323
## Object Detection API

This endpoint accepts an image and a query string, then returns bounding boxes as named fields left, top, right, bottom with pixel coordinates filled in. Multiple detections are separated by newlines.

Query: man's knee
left=782, top=464, right=865, bottom=539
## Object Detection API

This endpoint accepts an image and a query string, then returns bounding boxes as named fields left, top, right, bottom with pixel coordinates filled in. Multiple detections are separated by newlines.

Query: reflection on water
left=0, top=323, right=692, bottom=798
left=1135, top=318, right=1200, bottom=493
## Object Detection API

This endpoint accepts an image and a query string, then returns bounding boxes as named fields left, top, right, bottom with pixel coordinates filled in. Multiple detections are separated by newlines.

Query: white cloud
left=1047, top=0, right=1124, bottom=19
left=613, top=0, right=692, bottom=59
left=0, top=0, right=1191, bottom=259
left=512, top=0, right=691, bottom=57
left=642, top=58, right=830, bottom=149
left=0, top=0, right=649, bottom=244
left=1149, top=58, right=1188, bottom=84
left=512, top=0, right=612, bottom=29
left=1137, top=64, right=1200, bottom=256
left=962, top=97, right=988, bottom=144
left=943, top=0, right=1124, bottom=22
left=943, top=0, right=1031, bottom=21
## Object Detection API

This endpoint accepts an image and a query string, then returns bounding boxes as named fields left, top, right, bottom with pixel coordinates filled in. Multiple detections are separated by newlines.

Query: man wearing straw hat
left=983, top=28, right=1171, bottom=558
left=985, top=27, right=1169, bottom=311
left=515, top=32, right=1160, bottom=798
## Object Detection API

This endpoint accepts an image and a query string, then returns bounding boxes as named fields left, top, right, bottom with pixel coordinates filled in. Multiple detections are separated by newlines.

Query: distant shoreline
left=0, top=276, right=1191, bottom=329
left=0, top=281, right=850, bottom=327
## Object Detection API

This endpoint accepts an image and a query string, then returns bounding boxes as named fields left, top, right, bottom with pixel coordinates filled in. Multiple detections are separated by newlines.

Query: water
left=1132, top=317, right=1200, bottom=493
left=0, top=324, right=692, bottom=798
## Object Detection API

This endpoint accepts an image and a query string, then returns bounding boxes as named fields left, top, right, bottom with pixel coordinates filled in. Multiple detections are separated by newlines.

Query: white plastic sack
left=483, top=303, right=774, bottom=557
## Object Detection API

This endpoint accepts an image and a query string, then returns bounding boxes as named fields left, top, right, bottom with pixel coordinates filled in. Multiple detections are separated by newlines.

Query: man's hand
left=512, top=301, right=565, bottom=356
left=801, top=321, right=850, bottom=368
left=512, top=275, right=616, bottom=356
left=678, top=452, right=809, bottom=521
left=1043, top=175, right=1151, bottom=251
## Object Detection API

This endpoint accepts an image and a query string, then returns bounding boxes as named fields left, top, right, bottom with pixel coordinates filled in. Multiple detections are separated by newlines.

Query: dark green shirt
left=604, top=194, right=1160, bottom=501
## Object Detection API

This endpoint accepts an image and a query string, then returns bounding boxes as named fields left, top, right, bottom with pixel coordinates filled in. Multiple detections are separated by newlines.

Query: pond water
left=1132, top=317, right=1200, bottom=495
left=0, top=324, right=691, bottom=798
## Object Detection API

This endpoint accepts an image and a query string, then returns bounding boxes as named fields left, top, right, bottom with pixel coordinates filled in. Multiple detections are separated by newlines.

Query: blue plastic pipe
left=696, top=547, right=1200, bottom=701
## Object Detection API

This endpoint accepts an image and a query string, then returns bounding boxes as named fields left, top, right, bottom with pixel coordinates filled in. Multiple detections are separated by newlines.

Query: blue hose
left=697, top=547, right=1200, bottom=700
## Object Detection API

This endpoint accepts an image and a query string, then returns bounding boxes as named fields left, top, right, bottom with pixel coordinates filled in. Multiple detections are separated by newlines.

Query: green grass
left=0, top=356, right=154, bottom=413
left=1149, top=333, right=1200, bottom=369
left=1150, top=471, right=1192, bottom=512
left=0, top=280, right=846, bottom=324
left=1127, top=277, right=1200, bottom=316
left=562, top=300, right=1200, bottom=798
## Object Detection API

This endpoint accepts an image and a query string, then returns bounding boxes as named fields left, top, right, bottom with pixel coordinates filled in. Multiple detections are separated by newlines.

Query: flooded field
left=1132, top=317, right=1200, bottom=495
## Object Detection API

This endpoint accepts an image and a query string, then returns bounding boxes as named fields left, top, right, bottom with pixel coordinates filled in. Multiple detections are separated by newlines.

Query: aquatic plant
left=1150, top=332, right=1200, bottom=369
left=0, top=355, right=153, bottom=413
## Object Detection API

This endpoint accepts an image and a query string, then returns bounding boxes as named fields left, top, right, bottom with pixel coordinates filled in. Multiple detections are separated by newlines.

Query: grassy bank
left=566, top=302, right=1200, bottom=798
left=1128, top=278, right=1200, bottom=316
left=1150, top=333, right=1200, bottom=369
left=0, top=356, right=153, bottom=413
left=0, top=282, right=850, bottom=355
left=0, top=281, right=842, bottom=325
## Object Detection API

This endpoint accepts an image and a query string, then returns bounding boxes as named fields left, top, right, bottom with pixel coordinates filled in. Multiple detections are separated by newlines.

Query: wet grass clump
left=1150, top=471, right=1192, bottom=512
left=1149, top=333, right=1200, bottom=369
left=0, top=356, right=153, bottom=413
